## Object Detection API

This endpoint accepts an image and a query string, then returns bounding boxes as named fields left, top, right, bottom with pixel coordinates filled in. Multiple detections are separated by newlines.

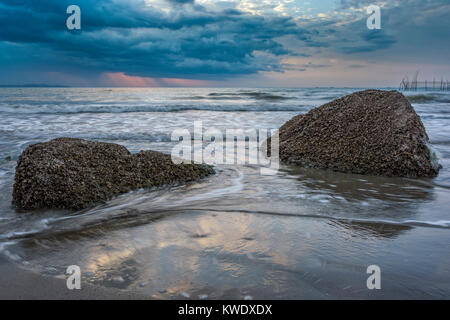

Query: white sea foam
left=0, top=103, right=309, bottom=114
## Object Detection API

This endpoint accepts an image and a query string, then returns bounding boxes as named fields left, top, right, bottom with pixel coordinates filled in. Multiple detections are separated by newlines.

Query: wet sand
left=0, top=256, right=146, bottom=299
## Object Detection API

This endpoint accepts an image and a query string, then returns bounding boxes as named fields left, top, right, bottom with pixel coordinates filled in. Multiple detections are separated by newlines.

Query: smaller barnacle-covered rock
left=12, top=138, right=214, bottom=210
left=275, top=90, right=440, bottom=177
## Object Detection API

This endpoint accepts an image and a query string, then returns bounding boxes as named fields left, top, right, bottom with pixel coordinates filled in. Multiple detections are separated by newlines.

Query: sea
left=0, top=87, right=449, bottom=299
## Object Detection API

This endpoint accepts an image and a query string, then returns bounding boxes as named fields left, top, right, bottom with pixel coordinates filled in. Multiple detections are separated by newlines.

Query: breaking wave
left=407, top=94, right=450, bottom=104
left=0, top=103, right=308, bottom=114
left=207, top=91, right=292, bottom=100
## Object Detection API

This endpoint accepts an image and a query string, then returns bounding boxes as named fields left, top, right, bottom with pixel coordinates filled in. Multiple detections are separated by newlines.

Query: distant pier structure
left=399, top=71, right=449, bottom=91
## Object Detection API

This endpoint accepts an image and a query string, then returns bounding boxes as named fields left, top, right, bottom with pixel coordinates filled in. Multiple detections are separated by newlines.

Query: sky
left=0, top=0, right=449, bottom=87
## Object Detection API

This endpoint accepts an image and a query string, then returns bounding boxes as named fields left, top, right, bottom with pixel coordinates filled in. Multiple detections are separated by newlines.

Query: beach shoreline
left=1, top=88, right=449, bottom=300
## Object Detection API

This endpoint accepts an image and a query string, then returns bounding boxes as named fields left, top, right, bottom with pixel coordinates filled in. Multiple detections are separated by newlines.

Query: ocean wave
left=319, top=95, right=342, bottom=100
left=174, top=91, right=293, bottom=101
left=407, top=94, right=436, bottom=103
left=207, top=91, right=292, bottom=100
left=407, top=94, right=450, bottom=104
left=0, top=103, right=308, bottom=114
left=2, top=212, right=449, bottom=244
left=1, top=132, right=173, bottom=143
left=197, top=209, right=450, bottom=230
left=71, top=132, right=173, bottom=142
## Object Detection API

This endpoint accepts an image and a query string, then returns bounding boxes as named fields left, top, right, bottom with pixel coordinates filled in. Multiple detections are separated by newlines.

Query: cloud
left=165, top=0, right=195, bottom=4
left=0, top=0, right=448, bottom=85
left=340, top=29, right=397, bottom=53
left=348, top=64, right=366, bottom=68
left=0, top=0, right=310, bottom=80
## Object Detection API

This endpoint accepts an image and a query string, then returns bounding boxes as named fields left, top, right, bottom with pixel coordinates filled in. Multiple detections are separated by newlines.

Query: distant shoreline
left=0, top=84, right=70, bottom=88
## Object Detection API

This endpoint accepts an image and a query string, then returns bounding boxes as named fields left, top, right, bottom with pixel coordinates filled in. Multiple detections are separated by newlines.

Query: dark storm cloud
left=0, top=0, right=448, bottom=82
left=165, top=0, right=195, bottom=4
left=0, top=0, right=310, bottom=79
left=340, top=29, right=397, bottom=53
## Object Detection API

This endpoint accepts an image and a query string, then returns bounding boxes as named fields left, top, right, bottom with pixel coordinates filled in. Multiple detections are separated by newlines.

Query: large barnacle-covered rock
left=13, top=138, right=214, bottom=210
left=276, top=90, right=440, bottom=177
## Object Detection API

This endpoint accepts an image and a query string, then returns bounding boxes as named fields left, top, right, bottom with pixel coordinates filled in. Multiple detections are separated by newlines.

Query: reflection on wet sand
left=330, top=220, right=412, bottom=239
left=284, top=165, right=435, bottom=203
left=4, top=200, right=450, bottom=299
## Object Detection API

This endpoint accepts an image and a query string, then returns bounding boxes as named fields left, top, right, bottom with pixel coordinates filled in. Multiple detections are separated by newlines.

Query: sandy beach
left=0, top=256, right=146, bottom=300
